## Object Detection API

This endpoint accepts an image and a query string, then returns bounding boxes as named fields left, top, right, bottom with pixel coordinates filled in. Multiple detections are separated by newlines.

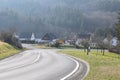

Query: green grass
left=60, top=49, right=120, bottom=80
left=0, top=43, right=21, bottom=59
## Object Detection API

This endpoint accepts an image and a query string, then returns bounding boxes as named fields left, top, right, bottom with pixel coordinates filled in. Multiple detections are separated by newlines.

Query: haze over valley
left=0, top=0, right=119, bottom=37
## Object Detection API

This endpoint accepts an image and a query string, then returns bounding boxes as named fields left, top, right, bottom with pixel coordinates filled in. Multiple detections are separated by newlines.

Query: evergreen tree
left=116, top=13, right=120, bottom=41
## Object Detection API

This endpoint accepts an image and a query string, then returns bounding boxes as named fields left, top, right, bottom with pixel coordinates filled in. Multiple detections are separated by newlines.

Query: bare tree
left=81, top=40, right=90, bottom=55
left=0, top=29, right=22, bottom=49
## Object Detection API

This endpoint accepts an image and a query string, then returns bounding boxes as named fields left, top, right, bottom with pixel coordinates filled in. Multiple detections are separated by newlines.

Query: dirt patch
left=0, top=41, right=5, bottom=45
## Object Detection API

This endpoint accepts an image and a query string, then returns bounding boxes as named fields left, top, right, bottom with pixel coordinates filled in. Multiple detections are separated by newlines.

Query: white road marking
left=60, top=57, right=80, bottom=80
left=77, top=58, right=90, bottom=80
left=32, top=53, right=41, bottom=63
left=0, top=53, right=41, bottom=73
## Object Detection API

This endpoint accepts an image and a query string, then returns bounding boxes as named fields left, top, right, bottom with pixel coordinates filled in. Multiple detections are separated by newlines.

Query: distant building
left=19, top=33, right=33, bottom=41
left=90, top=42, right=97, bottom=47
left=110, top=37, right=119, bottom=47
left=102, top=37, right=119, bottom=48
left=75, top=34, right=91, bottom=46
left=19, top=32, right=41, bottom=43
left=42, top=33, right=57, bottom=41
left=31, top=33, right=35, bottom=41
left=65, top=40, right=75, bottom=45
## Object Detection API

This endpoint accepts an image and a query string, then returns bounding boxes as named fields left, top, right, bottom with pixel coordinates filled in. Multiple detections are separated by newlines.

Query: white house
left=31, top=33, right=35, bottom=41
left=19, top=32, right=41, bottom=43
left=90, top=42, right=97, bottom=47
left=19, top=33, right=33, bottom=41
left=75, top=34, right=91, bottom=46
left=110, top=37, right=119, bottom=47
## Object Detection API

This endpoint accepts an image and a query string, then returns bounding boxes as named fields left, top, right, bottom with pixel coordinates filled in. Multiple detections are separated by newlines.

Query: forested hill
left=0, top=0, right=119, bottom=36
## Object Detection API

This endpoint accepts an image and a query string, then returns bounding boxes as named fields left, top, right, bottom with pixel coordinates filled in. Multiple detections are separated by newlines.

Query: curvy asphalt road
left=0, top=49, right=89, bottom=80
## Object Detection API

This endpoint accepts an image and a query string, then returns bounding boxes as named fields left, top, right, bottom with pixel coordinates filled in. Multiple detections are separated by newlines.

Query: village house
left=75, top=34, right=91, bottom=46
left=41, top=33, right=57, bottom=43
left=110, top=37, right=119, bottom=47
left=19, top=32, right=41, bottom=43
left=103, top=37, right=119, bottom=47
left=75, top=34, right=97, bottom=48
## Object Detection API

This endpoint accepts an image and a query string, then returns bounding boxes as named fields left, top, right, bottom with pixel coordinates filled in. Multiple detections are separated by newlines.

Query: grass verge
left=60, top=49, right=120, bottom=80
left=0, top=42, right=21, bottom=60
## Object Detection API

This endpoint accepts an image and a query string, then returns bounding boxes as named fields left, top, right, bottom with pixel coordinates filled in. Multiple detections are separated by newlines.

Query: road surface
left=0, top=49, right=89, bottom=80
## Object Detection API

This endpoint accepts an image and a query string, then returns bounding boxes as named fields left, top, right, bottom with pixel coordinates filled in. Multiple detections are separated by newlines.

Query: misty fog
left=0, top=0, right=119, bottom=37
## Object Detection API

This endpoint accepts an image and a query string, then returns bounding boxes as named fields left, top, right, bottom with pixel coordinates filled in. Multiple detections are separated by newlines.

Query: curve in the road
left=60, top=55, right=80, bottom=80
left=0, top=49, right=89, bottom=80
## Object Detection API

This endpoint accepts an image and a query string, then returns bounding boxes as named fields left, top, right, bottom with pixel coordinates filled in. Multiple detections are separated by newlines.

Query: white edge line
left=60, top=57, right=80, bottom=80
left=65, top=56, right=90, bottom=80
left=0, top=52, right=41, bottom=73
left=77, top=58, right=90, bottom=80
left=32, top=53, right=41, bottom=63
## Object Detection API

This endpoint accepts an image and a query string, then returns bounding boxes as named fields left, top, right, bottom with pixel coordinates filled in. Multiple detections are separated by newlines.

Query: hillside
left=0, top=41, right=20, bottom=59
left=0, top=0, right=119, bottom=36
